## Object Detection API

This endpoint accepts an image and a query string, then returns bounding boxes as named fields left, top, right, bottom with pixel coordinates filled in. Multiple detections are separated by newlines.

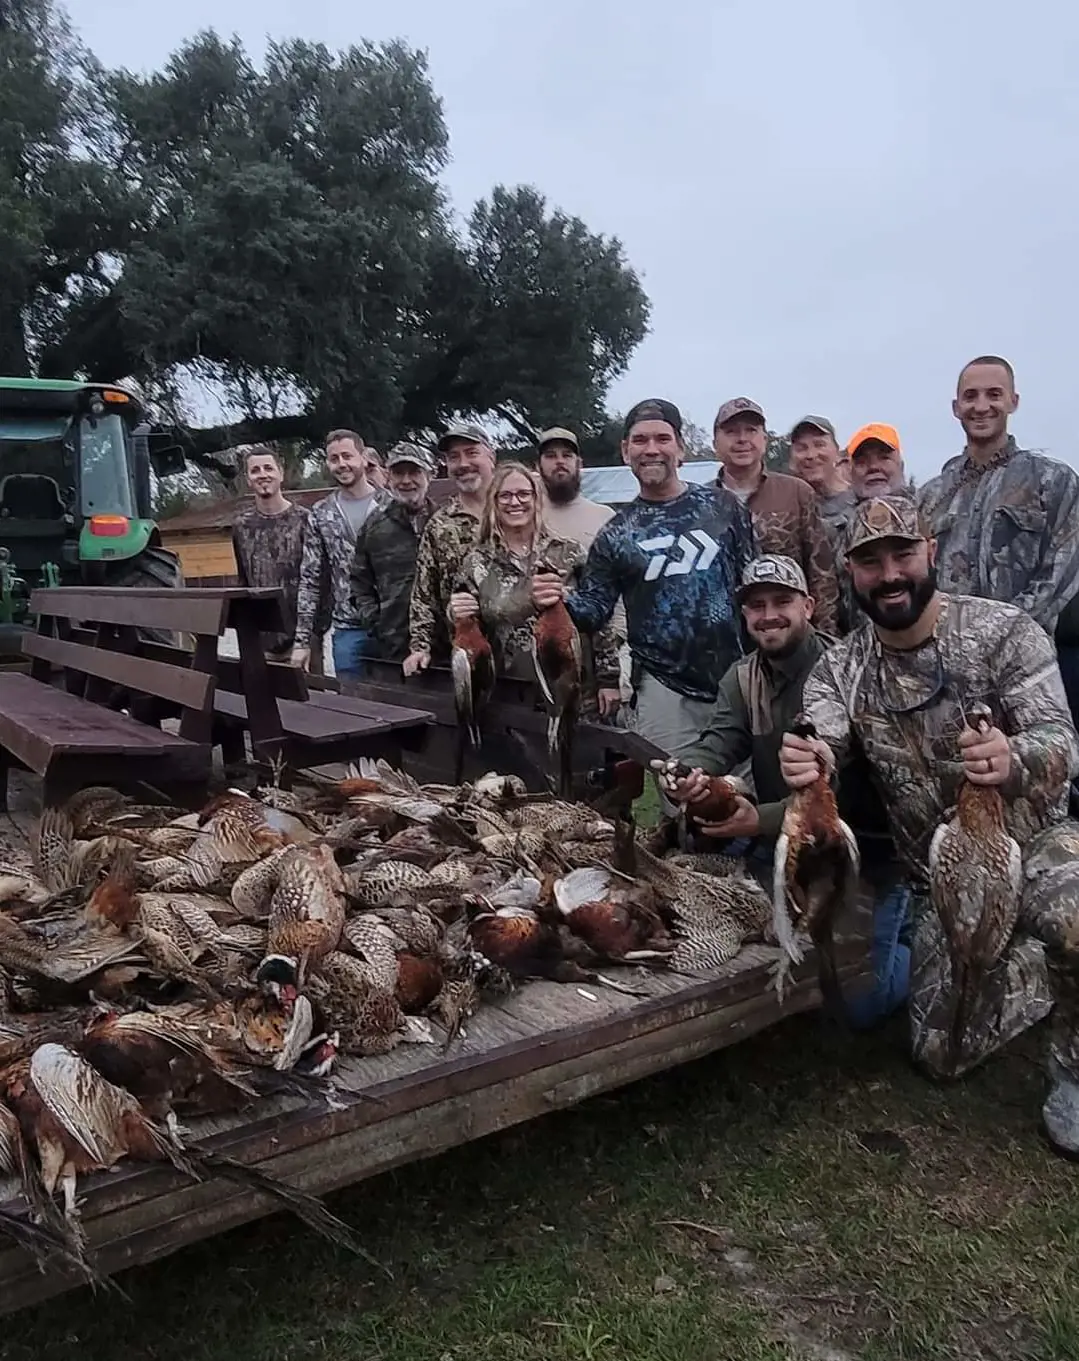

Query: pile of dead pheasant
left=0, top=760, right=773, bottom=1285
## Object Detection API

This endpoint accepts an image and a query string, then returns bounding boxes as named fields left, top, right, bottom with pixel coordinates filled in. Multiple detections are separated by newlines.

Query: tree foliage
left=0, top=7, right=651, bottom=476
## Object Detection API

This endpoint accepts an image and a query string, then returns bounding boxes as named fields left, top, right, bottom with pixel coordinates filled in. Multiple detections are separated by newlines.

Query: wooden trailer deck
left=0, top=933, right=869, bottom=1314
left=0, top=768, right=874, bottom=1314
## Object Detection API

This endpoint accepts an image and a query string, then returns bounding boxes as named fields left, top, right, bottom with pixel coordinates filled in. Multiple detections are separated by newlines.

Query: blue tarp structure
left=580, top=461, right=720, bottom=506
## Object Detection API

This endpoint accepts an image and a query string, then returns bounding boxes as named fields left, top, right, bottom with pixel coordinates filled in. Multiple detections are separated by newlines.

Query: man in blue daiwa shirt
left=531, top=398, right=757, bottom=771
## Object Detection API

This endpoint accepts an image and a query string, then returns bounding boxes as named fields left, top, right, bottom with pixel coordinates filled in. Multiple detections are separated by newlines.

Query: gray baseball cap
left=789, top=415, right=837, bottom=441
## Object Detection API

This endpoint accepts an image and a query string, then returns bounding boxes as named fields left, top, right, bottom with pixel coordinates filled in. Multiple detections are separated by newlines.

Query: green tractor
left=0, top=377, right=187, bottom=655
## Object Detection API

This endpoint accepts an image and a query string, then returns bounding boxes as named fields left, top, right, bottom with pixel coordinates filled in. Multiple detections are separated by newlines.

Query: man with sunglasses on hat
left=780, top=492, right=1079, bottom=1156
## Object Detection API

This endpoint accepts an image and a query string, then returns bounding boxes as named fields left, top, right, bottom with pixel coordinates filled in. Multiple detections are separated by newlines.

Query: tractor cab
left=0, top=378, right=185, bottom=642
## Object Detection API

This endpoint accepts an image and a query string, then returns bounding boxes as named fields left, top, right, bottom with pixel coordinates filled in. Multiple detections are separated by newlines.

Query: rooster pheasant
left=451, top=614, right=495, bottom=751
left=772, top=715, right=860, bottom=1009
left=531, top=562, right=582, bottom=795
left=928, top=701, right=1022, bottom=1073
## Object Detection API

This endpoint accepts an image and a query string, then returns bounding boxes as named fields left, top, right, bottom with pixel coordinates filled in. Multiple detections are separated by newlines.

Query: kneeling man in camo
left=780, top=493, right=1079, bottom=1155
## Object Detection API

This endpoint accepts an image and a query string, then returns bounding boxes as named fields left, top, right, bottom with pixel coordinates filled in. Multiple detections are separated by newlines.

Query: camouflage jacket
left=720, top=470, right=840, bottom=635
left=295, top=486, right=390, bottom=646
left=817, top=488, right=857, bottom=553
left=230, top=501, right=309, bottom=655
left=455, top=532, right=621, bottom=690
left=803, top=593, right=1079, bottom=891
left=350, top=496, right=436, bottom=662
left=917, top=439, right=1079, bottom=639
left=408, top=497, right=482, bottom=660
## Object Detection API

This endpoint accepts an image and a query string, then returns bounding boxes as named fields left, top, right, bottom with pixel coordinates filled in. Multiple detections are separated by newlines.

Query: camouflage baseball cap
left=437, top=423, right=492, bottom=452
left=736, top=554, right=809, bottom=601
left=788, top=415, right=836, bottom=440
left=386, top=441, right=434, bottom=473
left=537, top=426, right=579, bottom=453
left=845, top=494, right=926, bottom=557
left=714, top=397, right=766, bottom=429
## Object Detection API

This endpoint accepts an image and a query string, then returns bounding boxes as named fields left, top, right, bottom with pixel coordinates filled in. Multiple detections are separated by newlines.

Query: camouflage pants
left=910, top=819, right=1079, bottom=1081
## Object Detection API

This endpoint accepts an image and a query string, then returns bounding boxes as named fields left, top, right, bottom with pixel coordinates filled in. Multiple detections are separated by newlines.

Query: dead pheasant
left=531, top=561, right=582, bottom=795
left=650, top=759, right=750, bottom=826
left=451, top=613, right=495, bottom=751
left=772, top=715, right=860, bottom=1010
left=1, top=1043, right=379, bottom=1266
left=928, top=701, right=1022, bottom=1073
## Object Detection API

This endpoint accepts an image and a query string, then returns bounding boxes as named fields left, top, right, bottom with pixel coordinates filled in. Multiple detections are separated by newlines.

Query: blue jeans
left=843, top=882, right=912, bottom=1029
left=332, top=628, right=372, bottom=680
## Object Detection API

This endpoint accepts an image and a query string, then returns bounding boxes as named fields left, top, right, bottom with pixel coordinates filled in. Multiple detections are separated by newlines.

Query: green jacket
left=351, top=496, right=435, bottom=661
left=680, top=629, right=831, bottom=838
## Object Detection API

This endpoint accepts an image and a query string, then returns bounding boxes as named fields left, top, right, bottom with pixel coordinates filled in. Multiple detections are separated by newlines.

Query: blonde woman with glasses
left=449, top=461, right=621, bottom=717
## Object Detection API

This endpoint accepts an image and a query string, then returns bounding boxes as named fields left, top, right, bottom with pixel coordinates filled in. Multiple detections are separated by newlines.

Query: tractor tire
left=105, top=545, right=185, bottom=647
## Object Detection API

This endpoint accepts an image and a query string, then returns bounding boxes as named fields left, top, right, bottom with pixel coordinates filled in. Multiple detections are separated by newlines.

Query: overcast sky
left=65, top=0, right=1077, bottom=481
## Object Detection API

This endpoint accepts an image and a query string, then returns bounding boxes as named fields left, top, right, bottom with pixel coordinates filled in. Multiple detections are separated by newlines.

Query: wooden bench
left=0, top=588, right=228, bottom=808
left=71, top=595, right=437, bottom=780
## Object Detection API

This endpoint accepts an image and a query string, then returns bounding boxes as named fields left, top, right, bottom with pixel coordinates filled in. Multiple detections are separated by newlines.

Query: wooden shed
left=159, top=482, right=455, bottom=585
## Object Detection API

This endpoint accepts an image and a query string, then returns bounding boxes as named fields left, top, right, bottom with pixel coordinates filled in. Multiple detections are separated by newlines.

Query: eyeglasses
left=496, top=490, right=535, bottom=505
left=875, top=635, right=950, bottom=715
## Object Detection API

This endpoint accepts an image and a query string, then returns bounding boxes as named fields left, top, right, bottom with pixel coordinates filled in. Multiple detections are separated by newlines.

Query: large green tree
left=0, top=0, right=134, bottom=374
left=0, top=8, right=650, bottom=472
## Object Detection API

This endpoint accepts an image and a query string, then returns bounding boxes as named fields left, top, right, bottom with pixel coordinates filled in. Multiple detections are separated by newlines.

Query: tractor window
left=0, top=416, right=74, bottom=519
left=78, top=413, right=135, bottom=518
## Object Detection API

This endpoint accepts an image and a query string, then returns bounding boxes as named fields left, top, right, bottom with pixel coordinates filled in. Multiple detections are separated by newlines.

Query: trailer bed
left=0, top=769, right=872, bottom=1313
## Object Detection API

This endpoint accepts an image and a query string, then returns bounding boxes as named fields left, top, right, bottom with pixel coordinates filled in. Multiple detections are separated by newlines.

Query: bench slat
left=214, top=692, right=396, bottom=745
left=306, top=691, right=435, bottom=730
left=68, top=629, right=310, bottom=703
left=0, top=674, right=200, bottom=772
left=22, top=634, right=213, bottom=712
left=30, top=587, right=230, bottom=636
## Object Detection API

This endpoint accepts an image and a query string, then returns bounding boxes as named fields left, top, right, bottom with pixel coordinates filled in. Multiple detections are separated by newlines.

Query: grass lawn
left=6, top=1010, right=1078, bottom=1361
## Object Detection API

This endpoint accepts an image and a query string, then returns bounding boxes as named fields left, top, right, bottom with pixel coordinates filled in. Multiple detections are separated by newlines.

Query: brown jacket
left=718, top=469, right=839, bottom=634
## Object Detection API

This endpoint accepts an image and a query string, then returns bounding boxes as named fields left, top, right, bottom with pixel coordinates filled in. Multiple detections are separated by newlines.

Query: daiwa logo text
left=639, top=530, right=720, bottom=581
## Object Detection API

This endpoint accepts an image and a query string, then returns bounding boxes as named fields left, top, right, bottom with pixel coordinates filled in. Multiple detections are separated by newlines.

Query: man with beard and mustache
left=918, top=356, right=1079, bottom=733
left=293, top=428, right=389, bottom=679
left=536, top=427, right=630, bottom=703
left=404, top=424, right=496, bottom=675
left=781, top=493, right=1079, bottom=1153
left=669, top=555, right=908, bottom=1026
left=351, top=443, right=437, bottom=663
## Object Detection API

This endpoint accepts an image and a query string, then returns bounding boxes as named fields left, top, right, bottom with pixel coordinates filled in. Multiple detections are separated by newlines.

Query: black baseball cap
left=622, top=399, right=683, bottom=439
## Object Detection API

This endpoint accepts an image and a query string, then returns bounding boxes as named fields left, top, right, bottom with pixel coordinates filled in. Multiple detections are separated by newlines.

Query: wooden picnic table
left=0, top=587, right=434, bottom=804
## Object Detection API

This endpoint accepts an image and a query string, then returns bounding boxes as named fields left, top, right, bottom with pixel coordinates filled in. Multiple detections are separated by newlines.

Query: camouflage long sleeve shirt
left=723, top=470, right=840, bottom=636
left=350, top=496, right=435, bottom=662
left=802, top=593, right=1079, bottom=892
left=230, top=501, right=309, bottom=655
left=455, top=532, right=620, bottom=692
left=295, top=487, right=390, bottom=646
left=917, top=440, right=1079, bottom=639
left=408, top=498, right=482, bottom=660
